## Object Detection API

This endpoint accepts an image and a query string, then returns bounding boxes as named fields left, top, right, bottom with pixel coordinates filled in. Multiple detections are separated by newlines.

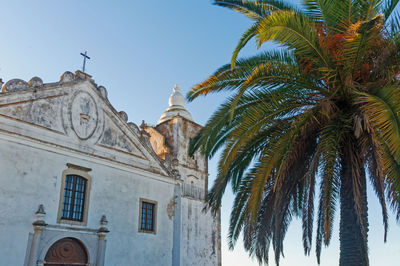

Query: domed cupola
left=158, top=85, right=193, bottom=124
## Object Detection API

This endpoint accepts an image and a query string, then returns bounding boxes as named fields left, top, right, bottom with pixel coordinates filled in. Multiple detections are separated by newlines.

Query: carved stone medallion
left=70, top=92, right=98, bottom=139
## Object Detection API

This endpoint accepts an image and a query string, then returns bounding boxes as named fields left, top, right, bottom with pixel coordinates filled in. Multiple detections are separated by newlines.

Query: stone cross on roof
left=80, top=51, right=91, bottom=73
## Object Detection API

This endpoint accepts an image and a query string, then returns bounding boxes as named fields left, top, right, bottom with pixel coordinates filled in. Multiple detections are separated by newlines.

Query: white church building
left=0, top=70, right=221, bottom=266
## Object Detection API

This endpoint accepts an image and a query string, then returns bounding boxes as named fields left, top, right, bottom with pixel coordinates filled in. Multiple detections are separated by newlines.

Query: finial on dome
left=168, top=84, right=186, bottom=107
left=173, top=84, right=181, bottom=92
left=158, top=84, right=193, bottom=124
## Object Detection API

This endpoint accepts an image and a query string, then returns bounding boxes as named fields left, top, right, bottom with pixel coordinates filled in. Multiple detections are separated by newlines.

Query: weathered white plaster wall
left=0, top=71, right=221, bottom=266
left=155, top=116, right=221, bottom=266
left=0, top=137, right=175, bottom=266
left=180, top=198, right=221, bottom=266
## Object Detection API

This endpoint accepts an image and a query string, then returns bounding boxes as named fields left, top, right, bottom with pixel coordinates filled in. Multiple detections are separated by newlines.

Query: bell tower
left=155, top=84, right=207, bottom=191
left=143, top=84, right=221, bottom=266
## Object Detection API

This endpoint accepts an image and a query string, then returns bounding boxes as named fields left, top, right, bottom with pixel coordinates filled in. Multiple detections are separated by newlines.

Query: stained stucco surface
left=0, top=71, right=220, bottom=266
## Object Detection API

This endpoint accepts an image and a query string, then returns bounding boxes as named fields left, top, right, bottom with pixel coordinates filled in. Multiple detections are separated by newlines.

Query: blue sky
left=1, top=1, right=399, bottom=265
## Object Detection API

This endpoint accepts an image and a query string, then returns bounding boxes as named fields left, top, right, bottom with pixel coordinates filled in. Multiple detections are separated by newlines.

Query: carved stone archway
left=44, top=237, right=88, bottom=266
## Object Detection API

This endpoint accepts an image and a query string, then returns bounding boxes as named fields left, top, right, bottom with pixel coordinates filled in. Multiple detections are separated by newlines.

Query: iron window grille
left=140, top=202, right=155, bottom=231
left=61, top=175, right=87, bottom=221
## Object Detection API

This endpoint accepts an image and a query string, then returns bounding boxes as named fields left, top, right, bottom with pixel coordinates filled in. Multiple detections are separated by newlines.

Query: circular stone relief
left=70, top=92, right=98, bottom=139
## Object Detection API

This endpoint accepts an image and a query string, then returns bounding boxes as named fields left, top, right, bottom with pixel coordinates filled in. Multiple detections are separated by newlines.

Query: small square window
left=139, top=199, right=157, bottom=234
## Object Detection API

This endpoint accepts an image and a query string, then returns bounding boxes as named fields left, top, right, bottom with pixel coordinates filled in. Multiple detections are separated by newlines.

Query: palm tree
left=187, top=1, right=400, bottom=265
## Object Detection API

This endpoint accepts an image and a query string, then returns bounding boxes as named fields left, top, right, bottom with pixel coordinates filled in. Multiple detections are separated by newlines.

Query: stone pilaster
left=96, top=215, right=109, bottom=266
left=172, top=183, right=182, bottom=266
left=27, top=205, right=47, bottom=266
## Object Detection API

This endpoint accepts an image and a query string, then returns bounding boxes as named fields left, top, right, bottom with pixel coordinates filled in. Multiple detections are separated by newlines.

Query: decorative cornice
left=0, top=70, right=174, bottom=178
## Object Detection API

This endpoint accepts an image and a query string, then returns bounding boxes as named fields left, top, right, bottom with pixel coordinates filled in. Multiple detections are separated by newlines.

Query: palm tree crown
left=187, top=0, right=400, bottom=265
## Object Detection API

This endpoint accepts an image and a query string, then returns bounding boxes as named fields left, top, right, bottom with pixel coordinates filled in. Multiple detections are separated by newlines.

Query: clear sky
left=1, top=1, right=399, bottom=265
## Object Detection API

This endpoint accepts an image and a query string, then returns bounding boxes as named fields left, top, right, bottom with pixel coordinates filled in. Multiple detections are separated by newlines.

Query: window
left=61, top=175, right=87, bottom=221
left=139, top=199, right=157, bottom=233
left=58, top=164, right=92, bottom=226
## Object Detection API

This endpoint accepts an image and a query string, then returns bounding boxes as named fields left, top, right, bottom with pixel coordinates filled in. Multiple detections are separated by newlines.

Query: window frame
left=61, top=175, right=87, bottom=221
left=57, top=165, right=92, bottom=226
left=138, top=198, right=157, bottom=234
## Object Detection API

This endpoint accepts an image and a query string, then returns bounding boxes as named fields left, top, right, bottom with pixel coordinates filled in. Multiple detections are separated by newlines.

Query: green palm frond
left=355, top=88, right=400, bottom=161
left=318, top=119, right=343, bottom=246
left=188, top=1, right=400, bottom=265
left=362, top=0, right=383, bottom=20
left=381, top=142, right=400, bottom=221
left=214, top=0, right=298, bottom=20
left=201, top=87, right=306, bottom=211
left=214, top=0, right=301, bottom=69
left=209, top=125, right=283, bottom=212
left=366, top=129, right=389, bottom=241
left=248, top=108, right=317, bottom=222
left=256, top=10, right=329, bottom=67
left=228, top=175, right=252, bottom=248
left=302, top=146, right=319, bottom=255
left=219, top=94, right=303, bottom=177
left=190, top=80, right=312, bottom=158
left=315, top=183, right=326, bottom=264
left=349, top=0, right=379, bottom=22
left=187, top=50, right=298, bottom=101
left=341, top=14, right=384, bottom=77
left=231, top=24, right=259, bottom=70
left=383, top=0, right=400, bottom=21
left=247, top=133, right=289, bottom=220
left=387, top=10, right=400, bottom=40
left=302, top=0, right=350, bottom=31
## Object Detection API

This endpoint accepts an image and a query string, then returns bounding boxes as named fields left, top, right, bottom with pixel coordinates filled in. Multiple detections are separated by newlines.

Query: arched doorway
left=44, top=237, right=88, bottom=266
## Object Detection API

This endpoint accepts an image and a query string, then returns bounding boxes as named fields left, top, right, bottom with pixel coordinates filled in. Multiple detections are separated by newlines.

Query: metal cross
left=80, top=51, right=90, bottom=73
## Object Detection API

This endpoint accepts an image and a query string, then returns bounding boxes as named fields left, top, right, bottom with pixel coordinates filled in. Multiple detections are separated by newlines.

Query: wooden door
left=44, top=237, right=88, bottom=266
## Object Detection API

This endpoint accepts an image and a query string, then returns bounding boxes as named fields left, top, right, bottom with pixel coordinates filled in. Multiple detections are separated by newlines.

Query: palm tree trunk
left=339, top=147, right=369, bottom=266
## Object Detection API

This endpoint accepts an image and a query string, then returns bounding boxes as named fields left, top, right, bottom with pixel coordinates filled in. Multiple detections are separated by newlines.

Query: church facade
left=0, top=71, right=221, bottom=266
